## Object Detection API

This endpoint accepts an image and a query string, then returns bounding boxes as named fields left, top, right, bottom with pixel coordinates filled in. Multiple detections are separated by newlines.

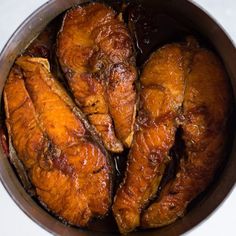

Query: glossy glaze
left=4, top=56, right=112, bottom=227
left=142, top=46, right=232, bottom=228
left=112, top=43, right=188, bottom=234
left=57, top=3, right=137, bottom=152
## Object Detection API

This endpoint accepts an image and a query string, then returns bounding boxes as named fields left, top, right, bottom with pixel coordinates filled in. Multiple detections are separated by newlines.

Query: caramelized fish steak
left=57, top=3, right=137, bottom=152
left=142, top=49, right=232, bottom=227
left=112, top=44, right=188, bottom=233
left=4, top=56, right=112, bottom=226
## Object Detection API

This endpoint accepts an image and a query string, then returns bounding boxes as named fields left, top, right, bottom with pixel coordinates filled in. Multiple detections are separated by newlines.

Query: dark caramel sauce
left=124, top=2, right=190, bottom=67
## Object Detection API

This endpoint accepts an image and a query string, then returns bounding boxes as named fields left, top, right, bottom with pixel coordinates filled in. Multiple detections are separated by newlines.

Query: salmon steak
left=141, top=46, right=232, bottom=228
left=112, top=43, right=188, bottom=233
left=57, top=3, right=137, bottom=153
left=113, top=39, right=232, bottom=233
left=4, top=56, right=113, bottom=227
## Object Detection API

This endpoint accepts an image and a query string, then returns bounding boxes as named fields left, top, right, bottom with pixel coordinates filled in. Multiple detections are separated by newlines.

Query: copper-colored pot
left=0, top=0, right=235, bottom=235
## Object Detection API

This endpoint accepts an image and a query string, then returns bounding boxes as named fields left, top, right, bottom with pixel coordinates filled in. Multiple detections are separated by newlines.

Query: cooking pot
left=0, top=0, right=235, bottom=235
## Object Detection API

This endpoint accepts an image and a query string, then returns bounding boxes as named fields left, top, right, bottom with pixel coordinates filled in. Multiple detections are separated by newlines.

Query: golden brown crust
left=4, top=56, right=112, bottom=226
left=112, top=44, right=186, bottom=234
left=141, top=48, right=232, bottom=228
left=57, top=3, right=137, bottom=152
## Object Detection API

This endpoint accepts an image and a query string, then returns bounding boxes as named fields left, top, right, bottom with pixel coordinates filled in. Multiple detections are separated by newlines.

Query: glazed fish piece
left=57, top=3, right=137, bottom=152
left=4, top=56, right=112, bottom=226
left=142, top=48, right=232, bottom=228
left=112, top=44, right=187, bottom=233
